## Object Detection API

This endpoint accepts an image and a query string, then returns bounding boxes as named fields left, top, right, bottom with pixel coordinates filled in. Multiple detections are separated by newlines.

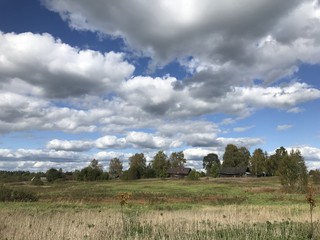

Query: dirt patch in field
left=244, top=187, right=278, bottom=193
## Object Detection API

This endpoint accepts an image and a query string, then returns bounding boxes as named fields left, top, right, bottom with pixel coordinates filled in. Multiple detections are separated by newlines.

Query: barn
left=218, top=166, right=251, bottom=177
left=167, top=167, right=191, bottom=178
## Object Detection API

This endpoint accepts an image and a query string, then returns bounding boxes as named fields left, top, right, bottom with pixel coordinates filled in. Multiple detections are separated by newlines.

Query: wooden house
left=167, top=167, right=191, bottom=178
left=218, top=166, right=251, bottom=177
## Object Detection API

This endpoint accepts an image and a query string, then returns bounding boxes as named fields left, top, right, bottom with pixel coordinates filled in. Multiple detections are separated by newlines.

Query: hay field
left=0, top=177, right=319, bottom=239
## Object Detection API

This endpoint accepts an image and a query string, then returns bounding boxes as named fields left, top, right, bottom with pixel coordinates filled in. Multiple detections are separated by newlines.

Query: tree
left=222, top=144, right=250, bottom=168
left=76, top=159, right=107, bottom=181
left=250, top=148, right=267, bottom=176
left=309, top=170, right=320, bottom=184
left=169, top=151, right=186, bottom=168
left=202, top=153, right=221, bottom=177
left=46, top=168, right=64, bottom=182
left=128, top=153, right=146, bottom=179
left=152, top=151, right=170, bottom=178
left=144, top=163, right=157, bottom=178
left=278, top=149, right=308, bottom=192
left=267, top=146, right=288, bottom=176
left=90, top=159, right=103, bottom=170
left=109, top=158, right=123, bottom=179
left=186, top=169, right=200, bottom=181
left=238, top=147, right=251, bottom=167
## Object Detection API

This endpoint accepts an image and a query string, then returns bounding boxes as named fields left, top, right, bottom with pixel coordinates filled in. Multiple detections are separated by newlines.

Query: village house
left=218, top=166, right=252, bottom=177
left=167, top=167, right=191, bottom=178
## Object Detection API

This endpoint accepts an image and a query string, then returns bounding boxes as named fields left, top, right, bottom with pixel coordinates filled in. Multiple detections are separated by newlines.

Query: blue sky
left=0, top=0, right=320, bottom=172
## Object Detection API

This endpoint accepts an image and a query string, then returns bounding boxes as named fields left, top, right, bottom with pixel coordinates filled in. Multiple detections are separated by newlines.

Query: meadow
left=0, top=177, right=319, bottom=239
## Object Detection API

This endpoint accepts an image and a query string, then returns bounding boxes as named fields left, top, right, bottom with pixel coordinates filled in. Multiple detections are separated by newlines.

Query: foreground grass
left=1, top=177, right=319, bottom=239
left=0, top=205, right=318, bottom=239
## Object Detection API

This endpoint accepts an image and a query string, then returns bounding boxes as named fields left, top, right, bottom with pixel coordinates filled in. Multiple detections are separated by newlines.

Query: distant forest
left=1, top=144, right=320, bottom=191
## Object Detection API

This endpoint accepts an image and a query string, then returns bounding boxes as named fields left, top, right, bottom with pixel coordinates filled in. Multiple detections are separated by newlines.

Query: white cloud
left=277, top=124, right=293, bottom=131
left=126, top=131, right=170, bottom=149
left=1, top=1, right=320, bottom=172
left=228, top=83, right=320, bottom=112
left=183, top=148, right=212, bottom=161
left=42, top=0, right=304, bottom=64
left=95, top=136, right=126, bottom=149
left=216, top=137, right=264, bottom=149
left=46, top=139, right=93, bottom=151
left=0, top=32, right=134, bottom=98
left=0, top=148, right=90, bottom=171
left=233, top=125, right=255, bottom=133
left=42, top=1, right=320, bottom=87
left=287, top=107, right=304, bottom=113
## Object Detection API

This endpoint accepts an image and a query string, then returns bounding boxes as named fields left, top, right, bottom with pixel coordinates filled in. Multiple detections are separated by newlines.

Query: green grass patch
left=1, top=177, right=318, bottom=208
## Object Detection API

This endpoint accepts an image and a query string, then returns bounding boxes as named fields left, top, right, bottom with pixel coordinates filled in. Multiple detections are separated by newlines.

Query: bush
left=46, top=168, right=65, bottom=182
left=186, top=170, right=200, bottom=181
left=0, top=185, right=38, bottom=202
left=30, top=178, right=44, bottom=186
left=310, top=170, right=320, bottom=184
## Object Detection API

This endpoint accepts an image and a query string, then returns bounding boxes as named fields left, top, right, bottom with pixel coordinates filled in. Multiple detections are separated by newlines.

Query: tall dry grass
left=0, top=205, right=318, bottom=239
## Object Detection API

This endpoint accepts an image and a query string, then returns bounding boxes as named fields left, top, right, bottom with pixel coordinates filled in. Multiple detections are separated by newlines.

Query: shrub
left=0, top=185, right=38, bottom=202
left=30, top=178, right=44, bottom=186
left=310, top=170, right=320, bottom=184
left=46, top=168, right=65, bottom=182
left=186, top=170, right=200, bottom=181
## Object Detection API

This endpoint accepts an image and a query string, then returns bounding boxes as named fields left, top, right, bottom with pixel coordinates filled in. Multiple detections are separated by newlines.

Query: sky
left=0, top=0, right=320, bottom=172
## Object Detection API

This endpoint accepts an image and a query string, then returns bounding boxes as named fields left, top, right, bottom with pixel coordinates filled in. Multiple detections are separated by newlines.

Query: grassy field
left=0, top=177, right=319, bottom=239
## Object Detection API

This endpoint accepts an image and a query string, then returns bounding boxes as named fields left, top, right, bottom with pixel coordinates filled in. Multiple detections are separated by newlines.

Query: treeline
left=0, top=151, right=188, bottom=183
left=1, top=145, right=320, bottom=190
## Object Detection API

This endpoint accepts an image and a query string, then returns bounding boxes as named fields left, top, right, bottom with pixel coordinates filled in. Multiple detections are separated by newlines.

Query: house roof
left=219, top=166, right=249, bottom=175
left=167, top=167, right=191, bottom=175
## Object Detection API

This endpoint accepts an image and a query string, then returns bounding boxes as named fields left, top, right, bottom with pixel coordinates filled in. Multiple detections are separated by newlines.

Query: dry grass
left=140, top=205, right=318, bottom=226
left=0, top=205, right=318, bottom=239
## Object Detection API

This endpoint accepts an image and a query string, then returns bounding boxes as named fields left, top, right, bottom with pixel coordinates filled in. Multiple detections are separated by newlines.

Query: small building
left=167, top=167, right=191, bottom=178
left=40, top=177, right=48, bottom=182
left=219, top=166, right=251, bottom=177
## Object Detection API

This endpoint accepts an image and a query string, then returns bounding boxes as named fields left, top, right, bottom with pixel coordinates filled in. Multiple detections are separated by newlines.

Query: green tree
left=186, top=169, right=200, bottom=181
left=46, top=168, right=64, bottom=182
left=144, top=163, right=157, bottom=178
left=128, top=153, right=146, bottom=179
left=202, top=153, right=221, bottom=177
left=250, top=148, right=267, bottom=176
left=239, top=147, right=251, bottom=167
left=169, top=151, right=186, bottom=167
left=266, top=146, right=288, bottom=176
left=278, top=149, right=308, bottom=192
left=310, top=170, right=320, bottom=184
left=76, top=159, right=107, bottom=181
left=152, top=151, right=170, bottom=178
left=109, top=158, right=123, bottom=179
left=222, top=144, right=238, bottom=167
left=90, top=159, right=103, bottom=170
left=222, top=144, right=250, bottom=168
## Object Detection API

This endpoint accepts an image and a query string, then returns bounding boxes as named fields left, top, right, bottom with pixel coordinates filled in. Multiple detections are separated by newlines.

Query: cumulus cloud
left=0, top=32, right=134, bottom=98
left=42, top=0, right=302, bottom=64
left=216, top=137, right=264, bottom=148
left=46, top=139, right=93, bottom=151
left=95, top=135, right=126, bottom=149
left=225, top=83, right=320, bottom=113
left=126, top=131, right=169, bottom=149
left=42, top=1, right=320, bottom=88
left=0, top=148, right=90, bottom=171
left=1, top=1, right=320, bottom=172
